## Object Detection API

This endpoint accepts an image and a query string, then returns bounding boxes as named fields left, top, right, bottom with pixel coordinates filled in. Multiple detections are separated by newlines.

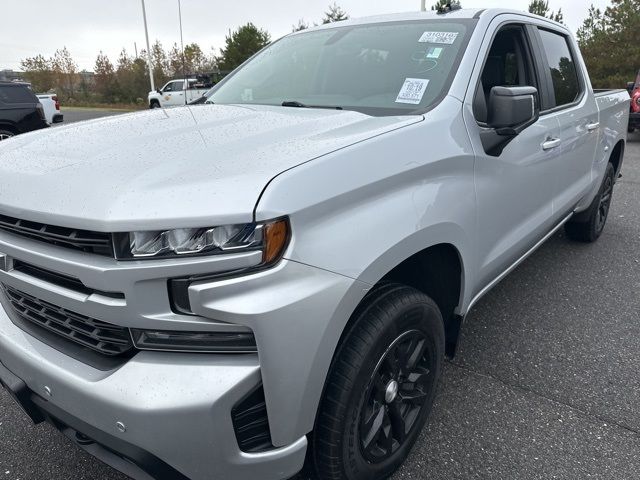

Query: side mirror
left=627, top=82, right=636, bottom=94
left=157, top=88, right=163, bottom=94
left=487, top=86, right=539, bottom=136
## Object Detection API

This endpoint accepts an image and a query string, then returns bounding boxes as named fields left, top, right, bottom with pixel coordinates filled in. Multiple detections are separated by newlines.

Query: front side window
left=164, top=81, right=184, bottom=92
left=537, top=28, right=580, bottom=108
left=205, top=20, right=475, bottom=116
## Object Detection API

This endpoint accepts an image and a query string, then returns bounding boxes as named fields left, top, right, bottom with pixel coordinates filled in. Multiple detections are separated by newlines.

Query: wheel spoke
left=405, top=338, right=427, bottom=370
left=388, top=401, right=406, bottom=443
left=399, top=386, right=428, bottom=405
left=362, top=404, right=385, bottom=449
left=406, top=369, right=430, bottom=386
left=380, top=415, right=394, bottom=455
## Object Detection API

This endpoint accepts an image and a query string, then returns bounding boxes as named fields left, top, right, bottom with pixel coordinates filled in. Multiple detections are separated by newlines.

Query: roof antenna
left=436, top=1, right=462, bottom=14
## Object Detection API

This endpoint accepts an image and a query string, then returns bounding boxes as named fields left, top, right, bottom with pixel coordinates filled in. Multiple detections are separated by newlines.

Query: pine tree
left=527, top=0, right=564, bottom=24
left=217, top=24, right=271, bottom=72
left=322, top=3, right=349, bottom=23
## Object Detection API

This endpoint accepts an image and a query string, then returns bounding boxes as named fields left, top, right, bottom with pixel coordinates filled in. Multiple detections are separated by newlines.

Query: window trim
left=533, top=27, right=586, bottom=115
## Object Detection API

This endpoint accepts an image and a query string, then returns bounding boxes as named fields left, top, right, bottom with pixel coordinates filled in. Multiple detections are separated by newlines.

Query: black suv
left=0, top=82, right=49, bottom=140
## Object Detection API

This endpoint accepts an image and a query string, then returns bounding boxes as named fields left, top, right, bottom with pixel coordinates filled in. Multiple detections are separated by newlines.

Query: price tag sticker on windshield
left=419, top=31, right=459, bottom=44
left=396, top=78, right=430, bottom=105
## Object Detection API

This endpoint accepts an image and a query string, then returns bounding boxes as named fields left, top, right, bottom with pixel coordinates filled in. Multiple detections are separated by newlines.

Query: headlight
left=113, top=218, right=290, bottom=262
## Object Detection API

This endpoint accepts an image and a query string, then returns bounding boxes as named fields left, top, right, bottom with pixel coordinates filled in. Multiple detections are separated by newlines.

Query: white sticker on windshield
left=419, top=31, right=458, bottom=44
left=241, top=88, right=253, bottom=101
left=426, top=47, right=444, bottom=59
left=396, top=78, right=430, bottom=105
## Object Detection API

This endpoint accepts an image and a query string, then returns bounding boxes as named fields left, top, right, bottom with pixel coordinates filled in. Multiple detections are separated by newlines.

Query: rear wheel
left=313, top=284, right=444, bottom=480
left=0, top=129, right=14, bottom=141
left=565, top=162, right=615, bottom=243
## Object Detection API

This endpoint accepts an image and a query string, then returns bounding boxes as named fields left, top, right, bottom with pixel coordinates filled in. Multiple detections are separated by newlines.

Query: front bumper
left=0, top=308, right=307, bottom=480
left=629, top=112, right=640, bottom=129
left=0, top=229, right=320, bottom=479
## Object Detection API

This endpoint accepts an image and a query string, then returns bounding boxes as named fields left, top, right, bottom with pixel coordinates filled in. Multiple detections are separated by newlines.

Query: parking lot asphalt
left=0, top=111, right=638, bottom=479
left=57, top=107, right=136, bottom=124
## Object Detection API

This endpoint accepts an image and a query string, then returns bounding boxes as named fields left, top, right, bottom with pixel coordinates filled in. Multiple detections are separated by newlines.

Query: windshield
left=205, top=19, right=475, bottom=116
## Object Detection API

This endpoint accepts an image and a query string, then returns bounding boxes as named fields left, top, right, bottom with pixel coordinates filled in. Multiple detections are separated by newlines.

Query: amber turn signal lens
left=263, top=219, right=289, bottom=264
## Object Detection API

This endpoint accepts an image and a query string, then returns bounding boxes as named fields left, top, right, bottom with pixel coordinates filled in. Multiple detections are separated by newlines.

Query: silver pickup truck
left=0, top=8, right=630, bottom=480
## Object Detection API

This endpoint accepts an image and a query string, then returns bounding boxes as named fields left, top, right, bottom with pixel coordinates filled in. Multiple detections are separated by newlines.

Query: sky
left=1, top=0, right=611, bottom=71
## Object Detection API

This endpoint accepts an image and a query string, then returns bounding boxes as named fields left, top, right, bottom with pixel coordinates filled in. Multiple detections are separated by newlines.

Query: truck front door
left=464, top=21, right=560, bottom=292
left=162, top=80, right=186, bottom=107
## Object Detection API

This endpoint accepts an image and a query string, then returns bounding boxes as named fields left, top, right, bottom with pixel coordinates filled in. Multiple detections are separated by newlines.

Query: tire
left=0, top=129, right=14, bottom=141
left=565, top=162, right=615, bottom=243
left=629, top=127, right=635, bottom=134
left=312, top=284, right=444, bottom=480
left=150, top=101, right=161, bottom=109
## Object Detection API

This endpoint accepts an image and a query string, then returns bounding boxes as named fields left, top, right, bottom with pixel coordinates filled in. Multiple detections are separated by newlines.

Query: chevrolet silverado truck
left=0, top=8, right=630, bottom=480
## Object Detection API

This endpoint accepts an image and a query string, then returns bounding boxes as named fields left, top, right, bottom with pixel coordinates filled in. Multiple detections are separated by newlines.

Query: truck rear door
left=530, top=27, right=599, bottom=215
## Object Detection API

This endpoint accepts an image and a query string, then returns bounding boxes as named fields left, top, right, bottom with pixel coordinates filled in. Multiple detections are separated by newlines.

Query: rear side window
left=537, top=29, right=580, bottom=108
left=0, top=85, right=37, bottom=104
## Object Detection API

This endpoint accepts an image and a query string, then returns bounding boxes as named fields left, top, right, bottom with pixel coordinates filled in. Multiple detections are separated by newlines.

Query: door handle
left=542, top=138, right=561, bottom=151
left=587, top=122, right=600, bottom=132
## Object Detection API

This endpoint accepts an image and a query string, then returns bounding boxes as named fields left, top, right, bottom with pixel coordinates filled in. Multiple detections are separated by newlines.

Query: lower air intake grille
left=2, top=285, right=133, bottom=357
left=231, top=385, right=274, bottom=453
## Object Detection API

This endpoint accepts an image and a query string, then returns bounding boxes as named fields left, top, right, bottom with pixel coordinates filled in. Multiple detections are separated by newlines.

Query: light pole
left=141, top=0, right=155, bottom=92
left=421, top=0, right=426, bottom=11
left=178, top=0, right=187, bottom=105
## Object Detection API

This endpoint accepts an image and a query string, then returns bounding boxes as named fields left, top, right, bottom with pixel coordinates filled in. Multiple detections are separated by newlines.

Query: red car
left=628, top=70, right=640, bottom=132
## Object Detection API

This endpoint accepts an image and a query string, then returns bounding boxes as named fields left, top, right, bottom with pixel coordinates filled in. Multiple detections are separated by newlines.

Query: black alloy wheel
left=359, top=329, right=434, bottom=463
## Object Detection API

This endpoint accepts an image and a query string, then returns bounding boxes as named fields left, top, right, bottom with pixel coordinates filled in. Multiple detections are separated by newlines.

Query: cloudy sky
left=1, top=0, right=610, bottom=71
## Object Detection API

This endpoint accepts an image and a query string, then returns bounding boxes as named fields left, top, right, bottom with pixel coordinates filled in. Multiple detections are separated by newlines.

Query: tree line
left=19, top=1, right=640, bottom=105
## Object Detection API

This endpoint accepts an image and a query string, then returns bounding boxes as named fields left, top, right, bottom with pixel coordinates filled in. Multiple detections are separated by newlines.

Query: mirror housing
left=157, top=88, right=163, bottom=94
left=487, top=86, right=539, bottom=136
left=627, top=82, right=636, bottom=94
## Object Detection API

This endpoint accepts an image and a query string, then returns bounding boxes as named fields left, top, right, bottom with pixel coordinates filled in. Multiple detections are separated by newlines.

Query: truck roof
left=296, top=8, right=565, bottom=32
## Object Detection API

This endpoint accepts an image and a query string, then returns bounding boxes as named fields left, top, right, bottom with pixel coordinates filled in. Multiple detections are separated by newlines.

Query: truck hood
left=0, top=104, right=420, bottom=231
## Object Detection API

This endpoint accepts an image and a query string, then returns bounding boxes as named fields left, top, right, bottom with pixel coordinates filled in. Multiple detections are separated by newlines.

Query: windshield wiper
left=282, top=100, right=343, bottom=110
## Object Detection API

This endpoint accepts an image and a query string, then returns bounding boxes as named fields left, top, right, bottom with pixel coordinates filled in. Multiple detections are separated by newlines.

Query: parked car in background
left=627, top=70, right=640, bottom=132
left=0, top=82, right=48, bottom=140
left=0, top=9, right=630, bottom=480
left=36, top=94, right=63, bottom=125
left=148, top=75, right=213, bottom=108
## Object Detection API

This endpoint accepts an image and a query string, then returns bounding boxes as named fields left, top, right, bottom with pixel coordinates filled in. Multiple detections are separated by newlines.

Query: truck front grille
left=0, top=213, right=113, bottom=257
left=2, top=285, right=133, bottom=357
